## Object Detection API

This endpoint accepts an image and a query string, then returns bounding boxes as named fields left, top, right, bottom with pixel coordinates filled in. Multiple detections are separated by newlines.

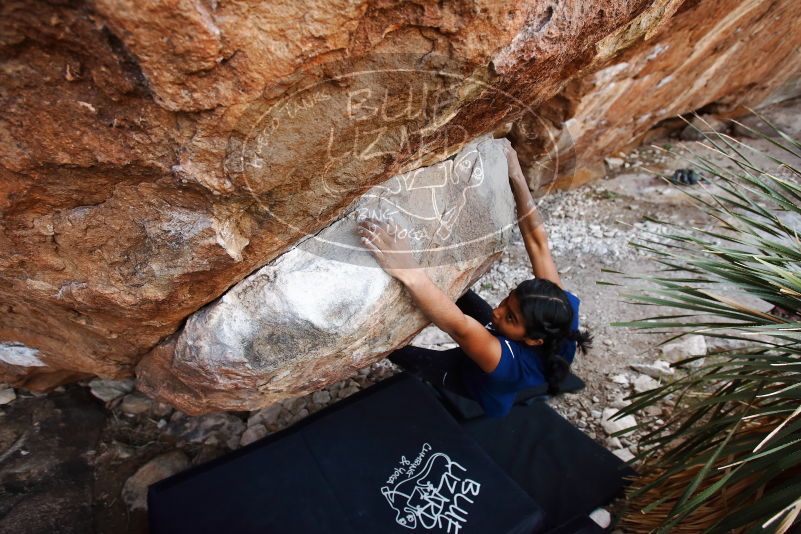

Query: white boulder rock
left=609, top=397, right=630, bottom=409
left=604, top=156, right=625, bottom=170
left=136, top=138, right=517, bottom=413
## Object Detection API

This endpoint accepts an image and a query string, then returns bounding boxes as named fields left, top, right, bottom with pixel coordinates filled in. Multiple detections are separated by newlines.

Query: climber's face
left=491, top=291, right=543, bottom=347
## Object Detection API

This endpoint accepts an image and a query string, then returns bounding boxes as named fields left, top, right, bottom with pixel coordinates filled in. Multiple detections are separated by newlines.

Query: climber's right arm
left=400, top=271, right=502, bottom=373
left=357, top=218, right=502, bottom=373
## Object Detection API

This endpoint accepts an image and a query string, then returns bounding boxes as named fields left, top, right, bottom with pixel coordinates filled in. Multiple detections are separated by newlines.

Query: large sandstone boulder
left=2, top=0, right=800, bottom=402
left=136, top=138, right=514, bottom=413
left=0, top=0, right=680, bottom=390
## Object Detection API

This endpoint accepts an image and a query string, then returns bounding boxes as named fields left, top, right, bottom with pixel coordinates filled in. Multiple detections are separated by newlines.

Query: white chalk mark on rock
left=0, top=342, right=46, bottom=367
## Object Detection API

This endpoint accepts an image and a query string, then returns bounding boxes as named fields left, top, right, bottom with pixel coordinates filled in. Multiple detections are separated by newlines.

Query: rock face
left=137, top=138, right=514, bottom=413
left=1, top=0, right=675, bottom=390
left=2, top=0, right=800, bottom=399
left=518, top=0, right=801, bottom=189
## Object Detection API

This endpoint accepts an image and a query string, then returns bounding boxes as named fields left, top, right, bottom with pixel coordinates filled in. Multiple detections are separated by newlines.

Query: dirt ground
left=1, top=96, right=799, bottom=533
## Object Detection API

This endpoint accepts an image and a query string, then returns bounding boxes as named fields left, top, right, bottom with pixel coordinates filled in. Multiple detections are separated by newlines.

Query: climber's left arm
left=502, top=142, right=563, bottom=289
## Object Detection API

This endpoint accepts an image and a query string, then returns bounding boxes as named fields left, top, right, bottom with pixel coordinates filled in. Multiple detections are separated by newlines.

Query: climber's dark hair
left=513, top=278, right=593, bottom=395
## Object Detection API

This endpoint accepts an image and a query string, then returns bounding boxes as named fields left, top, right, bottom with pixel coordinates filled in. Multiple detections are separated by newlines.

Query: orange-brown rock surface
left=2, top=0, right=800, bottom=405
left=516, top=0, right=801, bottom=189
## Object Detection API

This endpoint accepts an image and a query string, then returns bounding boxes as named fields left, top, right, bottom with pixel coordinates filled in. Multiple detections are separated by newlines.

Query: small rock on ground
left=312, top=390, right=331, bottom=405
left=632, top=374, right=660, bottom=394
left=152, top=401, right=174, bottom=418
left=660, top=335, right=707, bottom=361
left=0, top=388, right=16, bottom=405
left=120, top=393, right=154, bottom=415
left=165, top=413, right=245, bottom=450
left=248, top=403, right=282, bottom=428
left=611, top=374, right=630, bottom=386
left=240, top=424, right=268, bottom=447
left=122, top=451, right=190, bottom=511
left=630, top=360, right=674, bottom=379
left=89, top=379, right=134, bottom=402
left=612, top=448, right=635, bottom=462
left=602, top=408, right=638, bottom=436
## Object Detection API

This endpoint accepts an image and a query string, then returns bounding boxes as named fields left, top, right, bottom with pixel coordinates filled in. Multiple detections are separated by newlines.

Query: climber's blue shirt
left=459, top=290, right=581, bottom=418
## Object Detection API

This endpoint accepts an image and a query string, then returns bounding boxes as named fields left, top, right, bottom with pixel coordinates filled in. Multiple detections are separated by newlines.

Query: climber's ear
left=523, top=337, right=544, bottom=347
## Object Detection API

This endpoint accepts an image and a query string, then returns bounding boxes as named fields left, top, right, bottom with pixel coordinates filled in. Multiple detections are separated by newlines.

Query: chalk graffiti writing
left=354, top=207, right=432, bottom=243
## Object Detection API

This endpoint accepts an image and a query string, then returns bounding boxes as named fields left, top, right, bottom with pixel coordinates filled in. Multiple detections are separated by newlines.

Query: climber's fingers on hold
left=362, top=217, right=391, bottom=239
left=357, top=217, right=381, bottom=231
left=356, top=219, right=384, bottom=248
left=358, top=229, right=386, bottom=250
left=360, top=234, right=384, bottom=258
left=357, top=224, right=376, bottom=240
left=357, top=219, right=379, bottom=239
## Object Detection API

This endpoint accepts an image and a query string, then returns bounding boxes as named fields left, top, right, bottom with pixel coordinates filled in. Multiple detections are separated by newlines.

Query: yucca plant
left=602, top=112, right=801, bottom=533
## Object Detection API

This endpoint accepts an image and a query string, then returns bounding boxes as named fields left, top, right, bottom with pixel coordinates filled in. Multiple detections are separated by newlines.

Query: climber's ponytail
left=539, top=338, right=570, bottom=395
left=566, top=328, right=594, bottom=356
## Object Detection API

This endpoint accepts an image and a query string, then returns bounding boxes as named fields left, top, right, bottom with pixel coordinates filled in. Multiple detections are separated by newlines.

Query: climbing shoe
left=668, top=168, right=701, bottom=185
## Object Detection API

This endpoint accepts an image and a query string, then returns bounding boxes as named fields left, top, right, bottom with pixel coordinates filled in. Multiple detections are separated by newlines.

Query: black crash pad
left=148, top=374, right=544, bottom=534
left=461, top=402, right=636, bottom=532
left=435, top=372, right=586, bottom=421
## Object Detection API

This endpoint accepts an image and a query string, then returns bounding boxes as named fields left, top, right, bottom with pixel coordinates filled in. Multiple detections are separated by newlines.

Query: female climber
left=356, top=141, right=592, bottom=418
